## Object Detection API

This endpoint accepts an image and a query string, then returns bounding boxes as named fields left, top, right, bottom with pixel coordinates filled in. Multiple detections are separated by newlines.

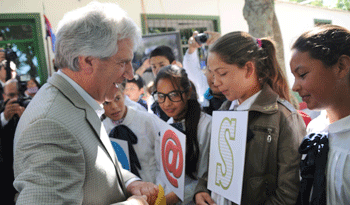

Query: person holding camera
left=0, top=78, right=29, bottom=204
left=182, top=31, right=223, bottom=108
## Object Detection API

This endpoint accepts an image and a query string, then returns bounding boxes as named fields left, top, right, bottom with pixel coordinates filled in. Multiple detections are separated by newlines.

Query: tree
left=243, top=0, right=285, bottom=75
left=337, top=0, right=350, bottom=10
left=243, top=0, right=299, bottom=107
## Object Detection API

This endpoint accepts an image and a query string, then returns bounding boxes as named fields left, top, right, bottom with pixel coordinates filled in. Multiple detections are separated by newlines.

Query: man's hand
left=3, top=98, right=25, bottom=121
left=195, top=192, right=216, bottom=205
left=127, top=181, right=158, bottom=205
left=126, top=195, right=148, bottom=205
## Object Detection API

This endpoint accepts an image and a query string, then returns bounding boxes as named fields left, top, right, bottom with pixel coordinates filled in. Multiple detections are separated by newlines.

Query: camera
left=10, top=96, right=31, bottom=108
left=194, top=33, right=209, bottom=45
left=3, top=48, right=17, bottom=62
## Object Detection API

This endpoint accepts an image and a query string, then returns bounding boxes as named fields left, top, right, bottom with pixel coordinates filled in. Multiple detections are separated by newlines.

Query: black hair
left=27, top=77, right=41, bottom=89
left=292, top=24, right=350, bottom=67
left=209, top=31, right=291, bottom=102
left=126, top=74, right=144, bottom=89
left=154, top=64, right=201, bottom=179
left=149, top=45, right=176, bottom=64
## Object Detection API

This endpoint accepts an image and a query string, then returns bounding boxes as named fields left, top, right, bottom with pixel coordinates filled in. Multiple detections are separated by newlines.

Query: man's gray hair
left=54, top=1, right=141, bottom=71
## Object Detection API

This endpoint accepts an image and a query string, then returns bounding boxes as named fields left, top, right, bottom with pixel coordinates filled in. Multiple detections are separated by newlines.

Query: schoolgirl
left=194, top=31, right=306, bottom=205
left=152, top=64, right=212, bottom=204
left=290, top=25, right=350, bottom=205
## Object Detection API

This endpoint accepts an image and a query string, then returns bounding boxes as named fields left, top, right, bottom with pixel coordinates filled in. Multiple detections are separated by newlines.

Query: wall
left=1, top=0, right=349, bottom=86
left=275, top=1, right=350, bottom=87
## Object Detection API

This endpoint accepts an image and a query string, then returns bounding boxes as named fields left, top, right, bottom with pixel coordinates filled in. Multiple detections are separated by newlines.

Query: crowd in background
left=0, top=2, right=349, bottom=205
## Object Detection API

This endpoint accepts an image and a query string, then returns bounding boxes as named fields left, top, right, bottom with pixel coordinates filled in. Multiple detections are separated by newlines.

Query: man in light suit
left=13, top=2, right=158, bottom=204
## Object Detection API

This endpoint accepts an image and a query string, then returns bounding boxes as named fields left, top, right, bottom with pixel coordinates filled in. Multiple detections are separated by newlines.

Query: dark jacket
left=195, top=85, right=306, bottom=205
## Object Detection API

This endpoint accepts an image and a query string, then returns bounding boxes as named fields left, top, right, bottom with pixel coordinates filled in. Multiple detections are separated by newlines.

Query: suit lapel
left=48, top=73, right=119, bottom=167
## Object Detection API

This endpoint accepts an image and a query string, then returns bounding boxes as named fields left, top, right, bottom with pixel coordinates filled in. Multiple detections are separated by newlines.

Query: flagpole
left=46, top=37, right=52, bottom=77
left=43, top=2, right=52, bottom=77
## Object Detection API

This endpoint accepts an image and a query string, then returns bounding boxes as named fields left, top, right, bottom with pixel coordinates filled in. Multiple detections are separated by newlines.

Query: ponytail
left=210, top=31, right=291, bottom=102
left=258, top=39, right=290, bottom=102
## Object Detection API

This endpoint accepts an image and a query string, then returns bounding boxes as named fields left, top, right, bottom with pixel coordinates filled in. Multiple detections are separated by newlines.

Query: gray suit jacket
left=13, top=73, right=137, bottom=205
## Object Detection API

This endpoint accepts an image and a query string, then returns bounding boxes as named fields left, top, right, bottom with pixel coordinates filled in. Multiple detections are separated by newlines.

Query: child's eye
left=219, top=72, right=227, bottom=77
left=299, top=73, right=308, bottom=79
left=103, top=102, right=110, bottom=105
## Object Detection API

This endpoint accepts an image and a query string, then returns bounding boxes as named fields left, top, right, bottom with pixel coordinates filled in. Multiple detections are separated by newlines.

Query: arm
left=265, top=112, right=306, bottom=205
left=13, top=119, right=86, bottom=204
left=193, top=174, right=216, bottom=205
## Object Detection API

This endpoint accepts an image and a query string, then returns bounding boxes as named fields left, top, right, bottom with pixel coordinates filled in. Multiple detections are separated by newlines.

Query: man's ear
left=78, top=56, right=95, bottom=74
left=336, top=55, right=350, bottom=79
left=244, top=61, right=256, bottom=79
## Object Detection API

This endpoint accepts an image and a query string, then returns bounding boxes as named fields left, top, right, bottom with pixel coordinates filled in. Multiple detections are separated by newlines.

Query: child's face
left=156, top=78, right=189, bottom=121
left=27, top=79, right=37, bottom=88
left=150, top=56, right=171, bottom=76
left=207, top=52, right=256, bottom=103
left=205, top=69, right=221, bottom=95
left=124, top=82, right=143, bottom=102
left=103, top=90, right=127, bottom=121
left=290, top=50, right=338, bottom=110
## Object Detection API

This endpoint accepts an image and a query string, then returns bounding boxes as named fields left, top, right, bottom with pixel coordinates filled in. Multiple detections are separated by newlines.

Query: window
left=314, top=19, right=332, bottom=26
left=141, top=14, right=220, bottom=56
left=0, top=13, right=47, bottom=84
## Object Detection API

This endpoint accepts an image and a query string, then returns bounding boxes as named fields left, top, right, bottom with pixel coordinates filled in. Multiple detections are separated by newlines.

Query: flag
left=43, top=14, right=56, bottom=52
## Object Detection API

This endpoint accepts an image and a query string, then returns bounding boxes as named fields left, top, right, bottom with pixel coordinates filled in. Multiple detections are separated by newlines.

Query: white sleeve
left=1, top=112, right=9, bottom=127
left=182, top=50, right=209, bottom=104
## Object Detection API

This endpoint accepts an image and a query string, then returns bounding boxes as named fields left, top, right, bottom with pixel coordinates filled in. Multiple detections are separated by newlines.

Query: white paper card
left=110, top=138, right=130, bottom=171
left=159, top=123, right=186, bottom=201
left=207, top=111, right=249, bottom=204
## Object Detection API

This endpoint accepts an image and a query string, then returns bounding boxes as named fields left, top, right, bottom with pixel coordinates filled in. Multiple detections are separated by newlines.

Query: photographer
left=0, top=78, right=30, bottom=204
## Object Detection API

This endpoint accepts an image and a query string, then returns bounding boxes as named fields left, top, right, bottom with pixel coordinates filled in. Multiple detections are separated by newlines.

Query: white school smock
left=104, top=106, right=164, bottom=183
left=307, top=113, right=350, bottom=205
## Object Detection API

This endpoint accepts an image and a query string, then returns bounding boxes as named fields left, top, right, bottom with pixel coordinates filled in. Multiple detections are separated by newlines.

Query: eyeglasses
left=152, top=90, right=186, bottom=103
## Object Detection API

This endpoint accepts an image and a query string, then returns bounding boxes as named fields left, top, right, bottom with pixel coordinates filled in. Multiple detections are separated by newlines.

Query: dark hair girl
left=153, top=64, right=212, bottom=204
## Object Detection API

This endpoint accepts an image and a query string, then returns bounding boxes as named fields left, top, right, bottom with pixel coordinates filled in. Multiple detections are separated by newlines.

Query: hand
left=126, top=195, right=148, bottom=205
left=3, top=98, right=24, bottom=120
left=188, top=31, right=202, bottom=54
left=165, top=192, right=180, bottom=205
left=195, top=192, right=216, bottom=205
left=187, top=31, right=221, bottom=54
left=127, top=181, right=158, bottom=205
left=204, top=31, right=221, bottom=45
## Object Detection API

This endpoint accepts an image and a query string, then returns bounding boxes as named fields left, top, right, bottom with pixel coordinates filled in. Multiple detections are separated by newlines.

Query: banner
left=208, top=111, right=249, bottom=204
